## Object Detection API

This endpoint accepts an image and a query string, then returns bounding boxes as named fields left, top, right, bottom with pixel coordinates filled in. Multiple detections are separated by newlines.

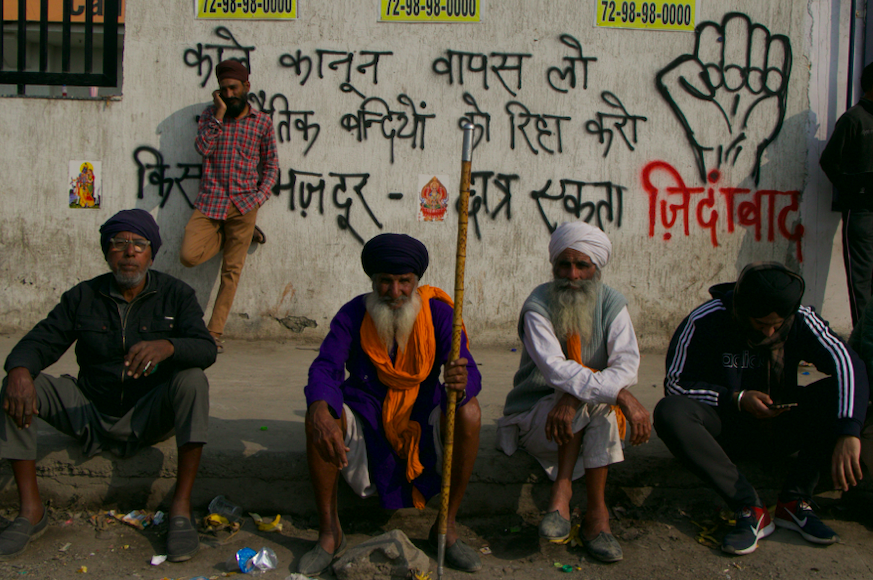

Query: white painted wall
left=803, top=0, right=855, bottom=339
left=0, top=0, right=856, bottom=348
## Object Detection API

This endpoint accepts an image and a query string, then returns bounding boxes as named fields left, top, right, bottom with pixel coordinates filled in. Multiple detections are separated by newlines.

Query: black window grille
left=1, top=0, right=122, bottom=96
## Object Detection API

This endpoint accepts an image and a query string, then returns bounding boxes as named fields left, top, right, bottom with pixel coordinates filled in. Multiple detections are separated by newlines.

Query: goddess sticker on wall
left=68, top=160, right=102, bottom=209
left=418, top=175, right=449, bottom=222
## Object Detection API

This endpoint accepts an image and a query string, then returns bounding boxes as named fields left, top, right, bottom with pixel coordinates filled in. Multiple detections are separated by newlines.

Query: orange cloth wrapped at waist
left=566, top=334, right=626, bottom=440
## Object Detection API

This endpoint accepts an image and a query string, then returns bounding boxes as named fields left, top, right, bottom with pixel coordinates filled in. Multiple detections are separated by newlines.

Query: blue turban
left=99, top=209, right=162, bottom=257
left=361, top=233, right=429, bottom=279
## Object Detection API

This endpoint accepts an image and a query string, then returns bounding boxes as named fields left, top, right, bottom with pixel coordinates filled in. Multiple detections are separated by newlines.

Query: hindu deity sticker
left=418, top=174, right=450, bottom=222
left=68, top=160, right=102, bottom=209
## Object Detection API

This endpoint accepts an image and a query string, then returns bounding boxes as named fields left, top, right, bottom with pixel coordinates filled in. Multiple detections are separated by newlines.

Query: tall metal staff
left=437, top=121, right=475, bottom=579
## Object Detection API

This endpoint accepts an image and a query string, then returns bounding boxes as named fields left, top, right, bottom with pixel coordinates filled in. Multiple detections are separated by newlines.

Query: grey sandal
left=0, top=508, right=49, bottom=561
left=298, top=534, right=347, bottom=576
left=539, top=510, right=571, bottom=541
left=582, top=531, right=623, bottom=562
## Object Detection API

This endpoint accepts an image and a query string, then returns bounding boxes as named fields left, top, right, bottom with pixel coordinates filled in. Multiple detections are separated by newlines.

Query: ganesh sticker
left=418, top=174, right=449, bottom=222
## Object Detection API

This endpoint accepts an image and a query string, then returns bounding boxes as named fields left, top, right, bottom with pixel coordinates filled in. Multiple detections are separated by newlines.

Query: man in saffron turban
left=497, top=221, right=650, bottom=563
left=301, top=233, right=482, bottom=575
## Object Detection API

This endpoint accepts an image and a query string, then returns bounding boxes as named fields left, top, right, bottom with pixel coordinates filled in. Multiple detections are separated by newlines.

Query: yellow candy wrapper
left=249, top=512, right=283, bottom=532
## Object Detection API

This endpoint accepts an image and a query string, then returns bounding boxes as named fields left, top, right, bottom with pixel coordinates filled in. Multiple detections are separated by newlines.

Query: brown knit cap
left=216, top=60, right=249, bottom=83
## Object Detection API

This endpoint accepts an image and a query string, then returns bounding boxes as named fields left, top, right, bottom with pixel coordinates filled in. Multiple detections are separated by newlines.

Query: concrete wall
left=0, top=1, right=856, bottom=348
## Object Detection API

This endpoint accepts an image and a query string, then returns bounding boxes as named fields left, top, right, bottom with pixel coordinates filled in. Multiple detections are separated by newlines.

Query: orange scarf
left=360, top=285, right=454, bottom=508
left=565, top=334, right=627, bottom=440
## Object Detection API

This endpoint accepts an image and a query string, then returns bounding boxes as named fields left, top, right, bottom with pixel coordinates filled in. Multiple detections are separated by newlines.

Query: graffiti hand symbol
left=655, top=12, right=791, bottom=185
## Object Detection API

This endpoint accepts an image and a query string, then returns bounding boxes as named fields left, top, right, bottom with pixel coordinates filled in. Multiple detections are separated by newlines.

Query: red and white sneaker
left=721, top=505, right=775, bottom=555
left=775, top=499, right=838, bottom=545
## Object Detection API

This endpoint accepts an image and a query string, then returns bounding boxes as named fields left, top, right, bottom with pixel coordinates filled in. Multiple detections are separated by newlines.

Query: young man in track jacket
left=654, top=262, right=868, bottom=556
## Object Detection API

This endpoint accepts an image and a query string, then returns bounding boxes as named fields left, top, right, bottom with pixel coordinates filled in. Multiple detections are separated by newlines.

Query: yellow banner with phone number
left=196, top=0, right=296, bottom=19
left=596, top=0, right=696, bottom=32
left=380, top=0, right=479, bottom=22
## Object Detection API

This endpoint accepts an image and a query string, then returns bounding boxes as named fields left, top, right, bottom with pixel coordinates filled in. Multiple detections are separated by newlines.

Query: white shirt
left=521, top=306, right=640, bottom=405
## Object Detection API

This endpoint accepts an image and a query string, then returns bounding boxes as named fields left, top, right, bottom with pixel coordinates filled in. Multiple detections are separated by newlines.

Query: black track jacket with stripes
left=663, top=286, right=869, bottom=438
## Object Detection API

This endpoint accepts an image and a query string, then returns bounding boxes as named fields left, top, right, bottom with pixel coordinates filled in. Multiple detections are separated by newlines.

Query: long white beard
left=547, top=278, right=600, bottom=345
left=365, top=290, right=423, bottom=352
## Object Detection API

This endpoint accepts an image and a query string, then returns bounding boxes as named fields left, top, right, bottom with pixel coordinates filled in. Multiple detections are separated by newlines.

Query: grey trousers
left=0, top=369, right=209, bottom=460
left=653, top=379, right=838, bottom=511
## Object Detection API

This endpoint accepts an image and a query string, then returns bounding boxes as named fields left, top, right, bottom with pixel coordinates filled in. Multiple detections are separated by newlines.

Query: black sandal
left=166, top=516, right=200, bottom=562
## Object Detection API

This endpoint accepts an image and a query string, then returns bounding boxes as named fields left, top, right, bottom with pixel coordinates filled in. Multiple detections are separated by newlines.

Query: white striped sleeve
left=798, top=306, right=856, bottom=419
left=664, top=300, right=726, bottom=406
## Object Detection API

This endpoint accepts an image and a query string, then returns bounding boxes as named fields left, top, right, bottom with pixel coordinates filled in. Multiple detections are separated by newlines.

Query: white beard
left=365, top=290, right=423, bottom=352
left=113, top=267, right=149, bottom=290
left=547, top=278, right=600, bottom=345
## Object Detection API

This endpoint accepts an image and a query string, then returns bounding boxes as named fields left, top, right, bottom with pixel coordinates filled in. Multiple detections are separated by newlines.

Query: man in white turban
left=497, top=222, right=651, bottom=563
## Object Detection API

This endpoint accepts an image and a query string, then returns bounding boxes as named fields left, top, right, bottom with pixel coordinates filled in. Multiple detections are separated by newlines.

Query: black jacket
left=4, top=270, right=217, bottom=417
left=664, top=286, right=869, bottom=438
left=820, top=98, right=873, bottom=211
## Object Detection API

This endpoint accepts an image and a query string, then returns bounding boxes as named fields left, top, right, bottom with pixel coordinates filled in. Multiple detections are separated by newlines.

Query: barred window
left=1, top=0, right=124, bottom=97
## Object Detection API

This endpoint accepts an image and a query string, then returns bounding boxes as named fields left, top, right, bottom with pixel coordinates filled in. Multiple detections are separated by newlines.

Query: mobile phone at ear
left=767, top=402, right=798, bottom=410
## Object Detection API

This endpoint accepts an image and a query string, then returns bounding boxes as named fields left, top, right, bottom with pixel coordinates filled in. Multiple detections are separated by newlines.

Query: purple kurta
left=305, top=294, right=481, bottom=509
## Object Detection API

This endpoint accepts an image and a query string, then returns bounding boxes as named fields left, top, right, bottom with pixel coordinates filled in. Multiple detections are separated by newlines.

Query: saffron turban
left=361, top=233, right=429, bottom=279
left=548, top=221, right=612, bottom=269
left=216, top=59, right=249, bottom=83
left=99, top=209, right=162, bottom=257
left=734, top=262, right=805, bottom=318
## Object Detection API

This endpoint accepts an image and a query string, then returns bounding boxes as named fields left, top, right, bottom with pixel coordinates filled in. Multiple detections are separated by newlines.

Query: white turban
left=548, top=222, right=612, bottom=269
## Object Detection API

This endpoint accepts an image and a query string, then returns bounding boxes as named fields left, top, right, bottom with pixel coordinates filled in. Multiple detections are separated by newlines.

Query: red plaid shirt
left=194, top=105, right=279, bottom=220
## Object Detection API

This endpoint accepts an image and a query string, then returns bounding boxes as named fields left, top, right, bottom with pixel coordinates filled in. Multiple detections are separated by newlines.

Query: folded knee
left=653, top=395, right=711, bottom=439
left=652, top=397, right=672, bottom=432
left=654, top=400, right=688, bottom=444
left=304, top=406, right=345, bottom=441
left=170, top=368, right=209, bottom=399
left=179, top=251, right=201, bottom=268
left=457, top=397, right=482, bottom=430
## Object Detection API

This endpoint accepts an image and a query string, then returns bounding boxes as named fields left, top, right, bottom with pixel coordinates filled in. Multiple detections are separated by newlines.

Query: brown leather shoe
left=252, top=225, right=266, bottom=245
left=210, top=332, right=224, bottom=354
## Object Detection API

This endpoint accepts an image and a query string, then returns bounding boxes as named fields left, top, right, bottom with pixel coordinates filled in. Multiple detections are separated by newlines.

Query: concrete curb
left=0, top=335, right=854, bottom=517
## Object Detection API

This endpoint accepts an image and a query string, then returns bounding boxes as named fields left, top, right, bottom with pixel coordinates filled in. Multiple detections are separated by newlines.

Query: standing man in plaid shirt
left=181, top=60, right=279, bottom=352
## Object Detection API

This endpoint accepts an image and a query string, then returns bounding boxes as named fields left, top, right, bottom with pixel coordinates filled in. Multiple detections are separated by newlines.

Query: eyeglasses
left=108, top=237, right=151, bottom=253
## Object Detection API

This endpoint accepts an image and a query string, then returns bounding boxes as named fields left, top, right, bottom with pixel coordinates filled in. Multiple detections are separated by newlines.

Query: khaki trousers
left=180, top=205, right=258, bottom=336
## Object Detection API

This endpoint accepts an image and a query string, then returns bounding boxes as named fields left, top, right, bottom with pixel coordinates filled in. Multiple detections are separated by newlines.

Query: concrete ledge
left=0, top=335, right=857, bottom=517
left=0, top=421, right=802, bottom=518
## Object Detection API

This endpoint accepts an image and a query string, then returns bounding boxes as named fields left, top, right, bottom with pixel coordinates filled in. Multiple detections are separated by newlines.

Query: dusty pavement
left=1, top=493, right=873, bottom=580
left=0, top=335, right=872, bottom=579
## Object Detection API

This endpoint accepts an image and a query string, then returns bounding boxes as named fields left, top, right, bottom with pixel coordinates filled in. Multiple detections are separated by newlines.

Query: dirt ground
left=2, top=486, right=873, bottom=580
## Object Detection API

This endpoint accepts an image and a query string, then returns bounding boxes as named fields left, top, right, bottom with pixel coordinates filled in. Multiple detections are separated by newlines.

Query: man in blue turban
left=0, top=209, right=216, bottom=563
left=302, top=233, right=483, bottom=575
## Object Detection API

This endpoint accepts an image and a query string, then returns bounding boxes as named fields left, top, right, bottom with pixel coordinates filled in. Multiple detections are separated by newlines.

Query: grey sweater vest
left=503, top=282, right=627, bottom=416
